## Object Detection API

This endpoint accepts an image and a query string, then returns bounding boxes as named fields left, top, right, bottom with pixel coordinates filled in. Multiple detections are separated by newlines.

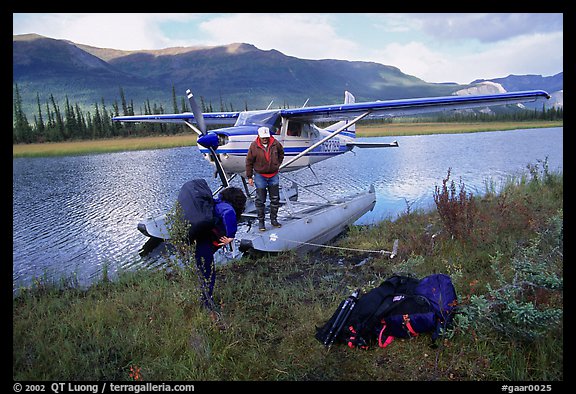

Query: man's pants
left=253, top=173, right=280, bottom=222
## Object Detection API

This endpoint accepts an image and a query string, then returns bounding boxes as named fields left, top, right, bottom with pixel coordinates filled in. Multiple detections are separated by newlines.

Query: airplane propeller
left=186, top=89, right=230, bottom=188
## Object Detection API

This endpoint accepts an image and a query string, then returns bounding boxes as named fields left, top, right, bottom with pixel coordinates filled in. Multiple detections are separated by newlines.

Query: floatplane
left=112, top=88, right=549, bottom=257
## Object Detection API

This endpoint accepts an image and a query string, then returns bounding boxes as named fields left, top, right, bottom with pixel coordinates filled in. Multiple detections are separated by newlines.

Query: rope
left=277, top=237, right=398, bottom=258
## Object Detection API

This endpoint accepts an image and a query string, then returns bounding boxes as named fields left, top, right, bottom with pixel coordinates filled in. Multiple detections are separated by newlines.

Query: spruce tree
left=13, top=83, right=32, bottom=143
left=35, top=92, right=45, bottom=138
left=49, top=94, right=65, bottom=141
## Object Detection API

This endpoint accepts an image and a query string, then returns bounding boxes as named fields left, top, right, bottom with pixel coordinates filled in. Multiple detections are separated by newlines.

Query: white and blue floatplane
left=113, top=86, right=550, bottom=256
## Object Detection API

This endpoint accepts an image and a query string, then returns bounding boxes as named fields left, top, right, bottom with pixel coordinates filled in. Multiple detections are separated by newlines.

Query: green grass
left=356, top=120, right=563, bottom=137
left=12, top=120, right=562, bottom=158
left=13, top=162, right=563, bottom=381
left=12, top=133, right=199, bottom=158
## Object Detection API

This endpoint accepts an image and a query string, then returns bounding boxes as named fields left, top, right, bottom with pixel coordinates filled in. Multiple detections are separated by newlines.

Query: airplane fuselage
left=197, top=111, right=355, bottom=176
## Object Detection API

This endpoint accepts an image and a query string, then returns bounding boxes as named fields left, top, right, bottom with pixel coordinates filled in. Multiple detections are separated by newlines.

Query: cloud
left=13, top=13, right=359, bottom=58
left=455, top=32, right=564, bottom=81
left=410, top=13, right=563, bottom=43
left=13, top=13, right=196, bottom=50
left=372, top=41, right=453, bottom=82
left=197, top=13, right=359, bottom=59
left=368, top=14, right=563, bottom=83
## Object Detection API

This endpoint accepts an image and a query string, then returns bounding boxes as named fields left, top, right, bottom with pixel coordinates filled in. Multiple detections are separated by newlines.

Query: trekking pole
left=324, top=289, right=360, bottom=348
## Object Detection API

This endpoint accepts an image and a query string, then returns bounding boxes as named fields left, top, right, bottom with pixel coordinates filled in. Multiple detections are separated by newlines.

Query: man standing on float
left=245, top=126, right=285, bottom=231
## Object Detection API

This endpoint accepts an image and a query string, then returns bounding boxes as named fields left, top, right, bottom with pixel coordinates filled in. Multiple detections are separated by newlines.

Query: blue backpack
left=319, top=274, right=458, bottom=349
left=374, top=274, right=458, bottom=349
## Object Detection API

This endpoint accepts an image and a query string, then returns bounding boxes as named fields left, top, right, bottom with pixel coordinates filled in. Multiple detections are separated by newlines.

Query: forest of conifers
left=13, top=83, right=563, bottom=145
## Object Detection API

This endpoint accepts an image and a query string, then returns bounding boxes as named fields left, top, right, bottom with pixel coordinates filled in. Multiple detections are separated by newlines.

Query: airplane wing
left=279, top=90, right=551, bottom=122
left=112, top=111, right=239, bottom=125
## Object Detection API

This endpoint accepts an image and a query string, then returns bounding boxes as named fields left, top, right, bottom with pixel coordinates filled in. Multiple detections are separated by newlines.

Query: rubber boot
left=269, top=184, right=282, bottom=228
left=255, top=188, right=267, bottom=231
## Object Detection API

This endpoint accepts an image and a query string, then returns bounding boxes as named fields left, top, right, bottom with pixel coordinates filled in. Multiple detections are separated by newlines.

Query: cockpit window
left=287, top=120, right=316, bottom=138
left=234, top=110, right=281, bottom=129
left=287, top=121, right=303, bottom=137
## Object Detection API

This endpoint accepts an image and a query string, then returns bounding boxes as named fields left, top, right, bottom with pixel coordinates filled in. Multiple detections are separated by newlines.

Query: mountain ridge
left=13, top=34, right=562, bottom=114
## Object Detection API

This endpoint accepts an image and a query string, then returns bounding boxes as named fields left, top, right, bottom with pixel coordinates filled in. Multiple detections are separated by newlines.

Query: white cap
left=257, top=126, right=271, bottom=138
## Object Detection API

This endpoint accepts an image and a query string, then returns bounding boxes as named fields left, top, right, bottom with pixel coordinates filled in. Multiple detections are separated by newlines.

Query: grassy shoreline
left=13, top=162, right=563, bottom=381
left=13, top=120, right=562, bottom=158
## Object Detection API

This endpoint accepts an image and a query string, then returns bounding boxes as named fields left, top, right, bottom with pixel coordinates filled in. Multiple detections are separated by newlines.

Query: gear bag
left=176, top=179, right=215, bottom=241
left=316, top=274, right=458, bottom=350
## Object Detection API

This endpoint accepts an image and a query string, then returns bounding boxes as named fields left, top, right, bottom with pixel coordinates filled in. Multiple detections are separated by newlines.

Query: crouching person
left=194, top=186, right=246, bottom=313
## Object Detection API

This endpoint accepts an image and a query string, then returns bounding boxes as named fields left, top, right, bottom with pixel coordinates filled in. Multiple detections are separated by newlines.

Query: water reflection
left=13, top=127, right=563, bottom=292
left=347, top=128, right=563, bottom=223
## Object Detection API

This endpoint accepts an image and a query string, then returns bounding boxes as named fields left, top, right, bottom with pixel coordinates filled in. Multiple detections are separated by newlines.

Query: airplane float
left=113, top=88, right=550, bottom=256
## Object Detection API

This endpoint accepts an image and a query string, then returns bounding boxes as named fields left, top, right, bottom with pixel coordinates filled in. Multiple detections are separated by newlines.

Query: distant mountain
left=472, top=73, right=563, bottom=95
left=13, top=34, right=562, bottom=116
left=11, top=34, right=465, bottom=114
left=472, top=73, right=563, bottom=110
left=13, top=34, right=154, bottom=113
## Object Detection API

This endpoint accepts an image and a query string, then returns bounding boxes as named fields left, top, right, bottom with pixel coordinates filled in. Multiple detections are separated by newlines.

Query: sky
left=12, top=13, right=563, bottom=84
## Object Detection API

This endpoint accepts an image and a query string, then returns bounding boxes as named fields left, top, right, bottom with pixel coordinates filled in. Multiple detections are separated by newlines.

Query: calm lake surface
left=12, top=127, right=563, bottom=292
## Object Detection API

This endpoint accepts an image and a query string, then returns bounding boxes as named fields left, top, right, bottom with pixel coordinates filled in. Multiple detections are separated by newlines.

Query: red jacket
left=245, top=136, right=284, bottom=178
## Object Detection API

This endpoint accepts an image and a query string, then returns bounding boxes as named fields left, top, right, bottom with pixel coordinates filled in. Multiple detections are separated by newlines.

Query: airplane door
left=282, top=120, right=312, bottom=168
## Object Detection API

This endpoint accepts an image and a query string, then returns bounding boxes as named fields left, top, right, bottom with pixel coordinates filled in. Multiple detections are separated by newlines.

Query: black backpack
left=176, top=179, right=215, bottom=240
left=316, top=274, right=458, bottom=349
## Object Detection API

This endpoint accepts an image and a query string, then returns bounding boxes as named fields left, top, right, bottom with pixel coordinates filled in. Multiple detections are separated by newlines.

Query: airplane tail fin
left=325, top=91, right=356, bottom=136
left=343, top=91, right=355, bottom=105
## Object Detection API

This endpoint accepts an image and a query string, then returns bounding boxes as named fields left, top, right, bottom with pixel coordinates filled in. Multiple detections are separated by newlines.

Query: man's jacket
left=245, top=136, right=284, bottom=178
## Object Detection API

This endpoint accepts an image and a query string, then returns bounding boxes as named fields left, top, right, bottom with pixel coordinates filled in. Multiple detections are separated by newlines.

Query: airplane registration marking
left=320, top=139, right=341, bottom=153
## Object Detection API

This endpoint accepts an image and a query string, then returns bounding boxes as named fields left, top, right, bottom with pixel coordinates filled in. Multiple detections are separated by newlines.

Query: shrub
left=455, top=209, right=563, bottom=342
left=433, top=168, right=477, bottom=240
left=164, top=202, right=215, bottom=310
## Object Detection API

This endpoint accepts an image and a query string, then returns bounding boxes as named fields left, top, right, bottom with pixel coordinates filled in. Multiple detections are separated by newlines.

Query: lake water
left=12, top=127, right=563, bottom=292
